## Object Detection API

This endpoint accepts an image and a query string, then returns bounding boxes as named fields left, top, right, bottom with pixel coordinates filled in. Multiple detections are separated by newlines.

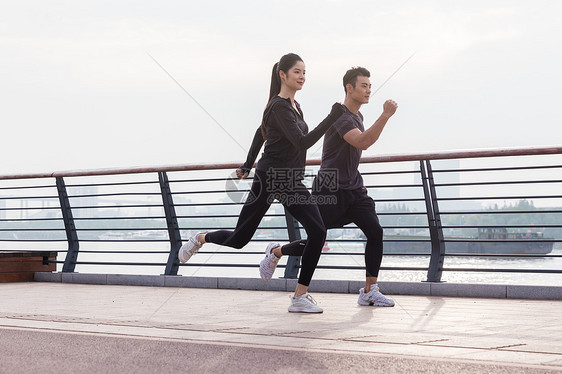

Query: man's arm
left=343, top=100, right=397, bottom=150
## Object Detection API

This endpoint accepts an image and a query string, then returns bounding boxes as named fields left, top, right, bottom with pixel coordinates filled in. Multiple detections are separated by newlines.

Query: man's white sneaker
left=178, top=232, right=206, bottom=263
left=288, top=293, right=323, bottom=313
left=259, top=242, right=280, bottom=281
left=357, top=285, right=395, bottom=307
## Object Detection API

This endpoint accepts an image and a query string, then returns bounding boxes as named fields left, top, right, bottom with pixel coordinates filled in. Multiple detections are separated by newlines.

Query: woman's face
left=280, top=61, right=306, bottom=91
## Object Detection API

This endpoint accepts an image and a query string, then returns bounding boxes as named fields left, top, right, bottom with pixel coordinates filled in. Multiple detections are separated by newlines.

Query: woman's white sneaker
left=259, top=242, right=280, bottom=281
left=288, top=293, right=323, bottom=313
left=178, top=232, right=206, bottom=263
left=357, top=285, right=395, bottom=307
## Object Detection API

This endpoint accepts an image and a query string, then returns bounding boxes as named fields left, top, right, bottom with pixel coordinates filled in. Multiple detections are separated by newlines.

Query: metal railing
left=1, top=146, right=561, bottom=283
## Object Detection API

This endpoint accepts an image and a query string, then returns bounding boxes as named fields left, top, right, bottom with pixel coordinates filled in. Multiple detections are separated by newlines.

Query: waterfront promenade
left=1, top=281, right=561, bottom=373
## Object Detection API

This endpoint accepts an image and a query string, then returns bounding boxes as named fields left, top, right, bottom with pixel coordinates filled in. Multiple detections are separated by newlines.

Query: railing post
left=420, top=160, right=446, bottom=282
left=283, top=208, right=302, bottom=279
left=56, top=177, right=79, bottom=273
left=159, top=172, right=182, bottom=276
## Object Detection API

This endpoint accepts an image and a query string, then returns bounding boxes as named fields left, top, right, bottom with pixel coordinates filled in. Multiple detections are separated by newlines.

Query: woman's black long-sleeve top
left=240, top=96, right=342, bottom=179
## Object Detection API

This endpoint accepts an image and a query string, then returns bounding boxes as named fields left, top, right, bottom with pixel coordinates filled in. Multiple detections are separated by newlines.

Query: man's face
left=348, top=76, right=371, bottom=104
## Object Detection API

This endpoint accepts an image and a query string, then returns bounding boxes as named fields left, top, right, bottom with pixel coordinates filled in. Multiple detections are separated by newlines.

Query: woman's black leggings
left=205, top=170, right=326, bottom=287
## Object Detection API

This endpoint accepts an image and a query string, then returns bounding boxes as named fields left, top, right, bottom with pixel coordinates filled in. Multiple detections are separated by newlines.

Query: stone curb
left=34, top=272, right=562, bottom=300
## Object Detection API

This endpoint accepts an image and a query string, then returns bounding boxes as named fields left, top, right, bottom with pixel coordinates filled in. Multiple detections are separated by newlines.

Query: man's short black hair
left=343, top=66, right=371, bottom=94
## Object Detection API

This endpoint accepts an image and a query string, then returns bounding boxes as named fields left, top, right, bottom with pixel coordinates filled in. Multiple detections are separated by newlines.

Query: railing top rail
left=358, top=145, right=562, bottom=165
left=1, top=145, right=561, bottom=180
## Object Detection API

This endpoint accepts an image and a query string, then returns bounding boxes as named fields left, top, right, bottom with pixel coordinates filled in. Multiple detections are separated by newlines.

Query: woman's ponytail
left=269, top=62, right=282, bottom=101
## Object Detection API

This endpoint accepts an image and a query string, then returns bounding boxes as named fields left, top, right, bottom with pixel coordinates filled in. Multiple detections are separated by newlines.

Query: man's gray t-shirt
left=317, top=107, right=365, bottom=190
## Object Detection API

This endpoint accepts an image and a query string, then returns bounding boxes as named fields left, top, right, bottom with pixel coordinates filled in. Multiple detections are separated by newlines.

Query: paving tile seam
left=416, top=338, right=451, bottom=344
left=495, top=343, right=528, bottom=349
left=416, top=342, right=562, bottom=357
left=211, top=327, right=248, bottom=332
left=0, top=315, right=194, bottom=331
left=417, top=342, right=530, bottom=351
left=343, top=338, right=479, bottom=348
left=342, top=338, right=562, bottom=357
left=497, top=347, right=562, bottom=356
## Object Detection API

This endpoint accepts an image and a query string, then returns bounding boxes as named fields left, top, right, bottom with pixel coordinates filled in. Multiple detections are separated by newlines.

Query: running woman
left=259, top=66, right=398, bottom=307
left=178, top=53, right=344, bottom=313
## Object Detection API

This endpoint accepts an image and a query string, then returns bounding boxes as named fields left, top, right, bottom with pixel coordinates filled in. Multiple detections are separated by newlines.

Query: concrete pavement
left=1, top=282, right=561, bottom=373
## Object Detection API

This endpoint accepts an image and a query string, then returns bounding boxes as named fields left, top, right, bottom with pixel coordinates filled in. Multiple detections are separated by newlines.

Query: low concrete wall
left=34, top=272, right=562, bottom=301
left=1, top=251, right=57, bottom=282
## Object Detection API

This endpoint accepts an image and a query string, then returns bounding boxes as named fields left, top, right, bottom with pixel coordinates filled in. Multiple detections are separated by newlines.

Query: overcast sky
left=1, top=0, right=561, bottom=175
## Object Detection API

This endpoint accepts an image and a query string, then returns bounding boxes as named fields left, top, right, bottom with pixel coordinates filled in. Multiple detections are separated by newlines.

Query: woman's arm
left=238, top=126, right=265, bottom=178
left=274, top=103, right=343, bottom=150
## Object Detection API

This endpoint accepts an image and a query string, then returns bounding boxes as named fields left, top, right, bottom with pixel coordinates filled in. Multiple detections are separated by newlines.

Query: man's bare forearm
left=359, top=113, right=391, bottom=150
left=357, top=99, right=397, bottom=150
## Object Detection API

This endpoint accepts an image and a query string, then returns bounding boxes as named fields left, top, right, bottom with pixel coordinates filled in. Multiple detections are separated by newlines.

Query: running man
left=260, top=66, right=398, bottom=307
